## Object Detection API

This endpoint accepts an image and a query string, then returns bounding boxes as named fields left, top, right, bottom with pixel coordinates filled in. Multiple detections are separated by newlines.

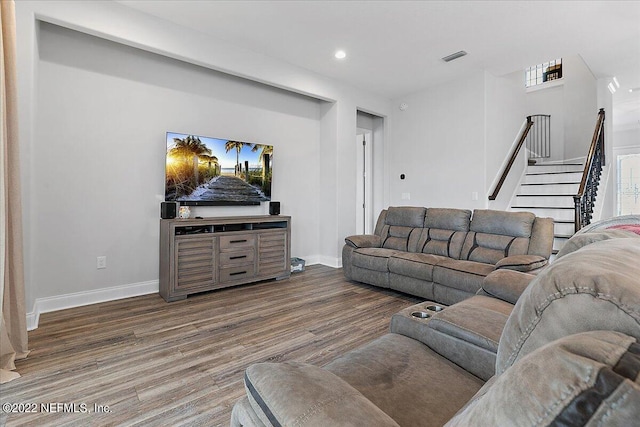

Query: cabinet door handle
left=230, top=255, right=247, bottom=260
left=230, top=271, right=247, bottom=276
left=230, top=239, right=247, bottom=244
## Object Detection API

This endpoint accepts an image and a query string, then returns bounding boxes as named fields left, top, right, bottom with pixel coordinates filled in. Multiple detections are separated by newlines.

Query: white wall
left=390, top=74, right=486, bottom=209
left=596, top=78, right=615, bottom=221
left=32, top=21, right=322, bottom=299
left=525, top=84, right=565, bottom=162
left=485, top=70, right=527, bottom=208
left=523, top=55, right=599, bottom=163
left=563, top=55, right=598, bottom=160
left=389, top=70, right=530, bottom=212
left=16, top=0, right=392, bottom=324
left=614, top=128, right=640, bottom=148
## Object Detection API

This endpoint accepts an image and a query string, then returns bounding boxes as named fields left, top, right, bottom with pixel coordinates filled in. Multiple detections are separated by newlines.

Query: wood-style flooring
left=2, top=266, right=420, bottom=427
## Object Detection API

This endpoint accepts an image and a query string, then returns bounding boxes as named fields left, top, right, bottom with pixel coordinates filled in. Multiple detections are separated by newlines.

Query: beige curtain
left=1, top=0, right=29, bottom=384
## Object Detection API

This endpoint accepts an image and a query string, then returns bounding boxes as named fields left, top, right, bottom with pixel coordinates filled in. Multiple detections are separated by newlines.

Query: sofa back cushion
left=461, top=210, right=535, bottom=264
left=414, top=208, right=471, bottom=258
left=446, top=331, right=640, bottom=427
left=496, top=238, right=640, bottom=375
left=379, top=207, right=426, bottom=251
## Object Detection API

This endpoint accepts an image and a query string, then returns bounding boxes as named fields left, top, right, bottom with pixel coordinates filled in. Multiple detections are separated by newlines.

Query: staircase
left=490, top=109, right=606, bottom=256
left=510, top=163, right=585, bottom=254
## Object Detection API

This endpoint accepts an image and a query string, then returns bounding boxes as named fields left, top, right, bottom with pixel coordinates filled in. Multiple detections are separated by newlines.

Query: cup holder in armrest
left=411, top=311, right=431, bottom=319
left=426, top=305, right=444, bottom=312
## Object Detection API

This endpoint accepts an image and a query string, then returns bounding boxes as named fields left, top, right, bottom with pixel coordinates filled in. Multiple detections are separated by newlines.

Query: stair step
left=554, top=221, right=575, bottom=235
left=555, top=233, right=573, bottom=239
left=510, top=206, right=575, bottom=221
left=523, top=172, right=583, bottom=184
left=553, top=236, right=570, bottom=251
left=528, top=164, right=583, bottom=173
left=514, top=196, right=575, bottom=208
left=519, top=183, right=580, bottom=195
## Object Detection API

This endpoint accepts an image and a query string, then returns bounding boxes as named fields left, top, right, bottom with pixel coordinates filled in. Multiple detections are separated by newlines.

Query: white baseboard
left=291, top=254, right=342, bottom=269
left=26, top=256, right=343, bottom=331
left=27, top=280, right=159, bottom=331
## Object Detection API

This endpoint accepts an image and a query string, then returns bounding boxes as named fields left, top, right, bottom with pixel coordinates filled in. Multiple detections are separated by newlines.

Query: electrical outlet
left=97, top=256, right=107, bottom=269
left=401, top=193, right=411, bottom=200
left=472, top=191, right=479, bottom=201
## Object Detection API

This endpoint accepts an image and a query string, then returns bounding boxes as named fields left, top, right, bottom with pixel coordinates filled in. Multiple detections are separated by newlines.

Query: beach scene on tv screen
left=165, top=132, right=272, bottom=204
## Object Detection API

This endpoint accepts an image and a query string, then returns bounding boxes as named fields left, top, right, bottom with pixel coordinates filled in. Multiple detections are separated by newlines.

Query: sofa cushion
left=425, top=208, right=472, bottom=231
left=479, top=269, right=535, bottom=305
left=496, top=238, right=640, bottom=375
left=388, top=252, right=446, bottom=281
left=385, top=206, right=426, bottom=227
left=344, top=234, right=381, bottom=249
left=381, top=226, right=420, bottom=251
left=433, top=259, right=495, bottom=294
left=446, top=331, right=640, bottom=427
left=428, top=295, right=511, bottom=354
left=244, top=361, right=400, bottom=427
left=470, top=209, right=535, bottom=237
left=352, top=248, right=397, bottom=272
left=460, top=210, right=536, bottom=264
left=379, top=207, right=426, bottom=251
left=413, top=208, right=471, bottom=259
left=461, top=232, right=531, bottom=264
left=414, top=228, right=468, bottom=259
left=325, top=333, right=484, bottom=427
left=494, top=254, right=547, bottom=272
left=425, top=295, right=513, bottom=380
left=556, top=229, right=639, bottom=258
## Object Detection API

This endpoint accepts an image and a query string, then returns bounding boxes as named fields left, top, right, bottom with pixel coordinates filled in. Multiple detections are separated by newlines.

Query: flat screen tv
left=165, top=132, right=273, bottom=206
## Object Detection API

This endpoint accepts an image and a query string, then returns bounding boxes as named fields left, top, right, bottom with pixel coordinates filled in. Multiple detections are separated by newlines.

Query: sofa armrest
left=244, top=362, right=400, bottom=427
left=345, top=234, right=382, bottom=248
left=495, top=254, right=547, bottom=273
left=478, top=269, right=535, bottom=305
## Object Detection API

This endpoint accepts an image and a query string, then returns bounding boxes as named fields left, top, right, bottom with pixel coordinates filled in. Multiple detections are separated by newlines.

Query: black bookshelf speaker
left=269, top=201, right=280, bottom=216
left=161, top=202, right=178, bottom=219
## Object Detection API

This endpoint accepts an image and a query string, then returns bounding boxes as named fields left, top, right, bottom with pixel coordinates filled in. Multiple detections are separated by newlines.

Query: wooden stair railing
left=573, top=108, right=606, bottom=233
left=489, top=116, right=534, bottom=201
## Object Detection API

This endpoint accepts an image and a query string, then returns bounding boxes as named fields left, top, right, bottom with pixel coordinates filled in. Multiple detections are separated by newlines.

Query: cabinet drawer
left=219, top=249, right=255, bottom=267
left=220, top=234, right=256, bottom=250
left=220, top=265, right=257, bottom=283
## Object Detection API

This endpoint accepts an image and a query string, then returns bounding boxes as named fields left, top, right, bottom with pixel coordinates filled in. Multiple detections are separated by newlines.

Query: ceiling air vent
left=442, top=50, right=468, bottom=62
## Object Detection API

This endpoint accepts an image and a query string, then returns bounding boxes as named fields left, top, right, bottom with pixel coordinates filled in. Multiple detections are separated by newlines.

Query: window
left=525, top=59, right=562, bottom=88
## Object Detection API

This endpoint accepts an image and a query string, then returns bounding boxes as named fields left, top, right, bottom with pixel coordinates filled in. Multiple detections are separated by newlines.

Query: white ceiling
left=118, top=0, right=640, bottom=129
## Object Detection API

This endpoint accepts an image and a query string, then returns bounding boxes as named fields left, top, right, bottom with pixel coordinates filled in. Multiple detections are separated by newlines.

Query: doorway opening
left=356, top=110, right=384, bottom=234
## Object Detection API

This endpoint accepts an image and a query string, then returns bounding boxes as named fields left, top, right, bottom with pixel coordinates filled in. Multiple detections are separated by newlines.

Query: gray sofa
left=231, top=223, right=640, bottom=426
left=342, top=207, right=554, bottom=305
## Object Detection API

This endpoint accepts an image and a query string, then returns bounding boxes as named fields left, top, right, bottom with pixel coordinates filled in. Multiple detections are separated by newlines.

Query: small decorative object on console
left=178, top=205, right=190, bottom=219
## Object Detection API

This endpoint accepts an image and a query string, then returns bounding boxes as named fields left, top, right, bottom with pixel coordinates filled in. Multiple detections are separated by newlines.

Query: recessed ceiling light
left=442, top=50, right=467, bottom=62
left=608, top=82, right=617, bottom=94
left=613, top=77, right=620, bottom=88
left=335, top=50, right=346, bottom=59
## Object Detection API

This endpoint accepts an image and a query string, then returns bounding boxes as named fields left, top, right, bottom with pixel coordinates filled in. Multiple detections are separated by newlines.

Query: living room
left=2, top=0, right=640, bottom=425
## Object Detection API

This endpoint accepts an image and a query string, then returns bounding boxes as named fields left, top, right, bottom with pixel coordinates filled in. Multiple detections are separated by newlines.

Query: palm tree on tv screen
left=170, top=135, right=212, bottom=187
left=251, top=144, right=273, bottom=178
left=199, top=154, right=220, bottom=175
left=225, top=140, right=252, bottom=176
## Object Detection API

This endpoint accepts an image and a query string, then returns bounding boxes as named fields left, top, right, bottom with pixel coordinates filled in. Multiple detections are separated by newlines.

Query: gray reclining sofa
left=343, top=206, right=554, bottom=304
left=231, top=222, right=640, bottom=426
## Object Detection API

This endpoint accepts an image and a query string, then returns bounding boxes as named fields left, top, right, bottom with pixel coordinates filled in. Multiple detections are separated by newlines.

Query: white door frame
left=356, top=129, right=373, bottom=234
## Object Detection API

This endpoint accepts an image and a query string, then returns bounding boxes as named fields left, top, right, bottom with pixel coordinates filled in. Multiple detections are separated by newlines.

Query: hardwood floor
left=2, top=266, right=420, bottom=427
